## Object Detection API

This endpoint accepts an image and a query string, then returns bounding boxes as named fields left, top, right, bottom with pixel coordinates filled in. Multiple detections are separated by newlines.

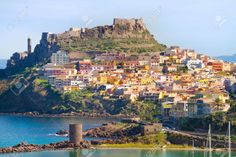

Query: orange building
left=207, top=62, right=223, bottom=71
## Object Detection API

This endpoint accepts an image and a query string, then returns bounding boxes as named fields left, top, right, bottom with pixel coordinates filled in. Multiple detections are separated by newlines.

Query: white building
left=51, top=51, right=69, bottom=65
left=186, top=59, right=204, bottom=70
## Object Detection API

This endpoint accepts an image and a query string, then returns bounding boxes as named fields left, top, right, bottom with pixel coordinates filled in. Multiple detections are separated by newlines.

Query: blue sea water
left=0, top=115, right=116, bottom=147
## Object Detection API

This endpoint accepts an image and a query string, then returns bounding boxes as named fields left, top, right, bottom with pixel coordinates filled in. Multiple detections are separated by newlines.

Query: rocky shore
left=0, top=141, right=91, bottom=154
left=55, top=122, right=236, bottom=150
left=56, top=122, right=141, bottom=139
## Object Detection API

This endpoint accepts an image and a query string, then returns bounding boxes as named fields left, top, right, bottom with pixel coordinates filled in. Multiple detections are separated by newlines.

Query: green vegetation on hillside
left=141, top=133, right=167, bottom=145
left=177, top=111, right=236, bottom=132
left=59, top=37, right=166, bottom=53
left=51, top=90, right=161, bottom=119
left=0, top=67, right=162, bottom=118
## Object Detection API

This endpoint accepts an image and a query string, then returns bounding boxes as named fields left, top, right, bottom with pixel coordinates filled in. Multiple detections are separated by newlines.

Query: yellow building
left=218, top=94, right=229, bottom=103
left=141, top=77, right=152, bottom=85
left=63, top=86, right=80, bottom=92
left=97, top=76, right=108, bottom=84
left=173, top=75, right=181, bottom=81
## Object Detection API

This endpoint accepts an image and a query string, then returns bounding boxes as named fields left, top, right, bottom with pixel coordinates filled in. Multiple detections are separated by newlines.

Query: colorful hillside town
left=41, top=46, right=236, bottom=120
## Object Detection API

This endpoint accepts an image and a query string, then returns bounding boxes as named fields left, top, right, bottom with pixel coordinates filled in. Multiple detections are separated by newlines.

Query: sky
left=0, top=0, right=236, bottom=59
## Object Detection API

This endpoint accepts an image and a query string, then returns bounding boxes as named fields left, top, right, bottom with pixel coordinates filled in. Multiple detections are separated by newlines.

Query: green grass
left=35, top=79, right=48, bottom=84
left=98, top=143, right=158, bottom=148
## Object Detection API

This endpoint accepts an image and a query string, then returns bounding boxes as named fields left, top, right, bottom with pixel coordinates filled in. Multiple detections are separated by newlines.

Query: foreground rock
left=56, top=130, right=69, bottom=136
left=85, top=122, right=141, bottom=138
left=0, top=141, right=91, bottom=154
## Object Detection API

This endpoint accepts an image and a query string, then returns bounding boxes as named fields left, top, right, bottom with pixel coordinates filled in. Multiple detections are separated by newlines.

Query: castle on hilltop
left=113, top=18, right=147, bottom=30
left=67, top=18, right=146, bottom=34
left=57, top=18, right=151, bottom=43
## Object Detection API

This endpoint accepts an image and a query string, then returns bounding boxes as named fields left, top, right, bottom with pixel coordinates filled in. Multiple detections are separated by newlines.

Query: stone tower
left=69, top=124, right=83, bottom=145
left=27, top=38, right=32, bottom=54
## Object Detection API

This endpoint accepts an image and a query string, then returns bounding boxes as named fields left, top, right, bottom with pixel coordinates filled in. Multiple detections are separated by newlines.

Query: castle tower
left=27, top=38, right=32, bottom=54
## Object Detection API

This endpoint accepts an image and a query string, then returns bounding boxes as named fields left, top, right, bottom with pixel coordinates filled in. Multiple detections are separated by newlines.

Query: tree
left=215, top=98, right=222, bottom=110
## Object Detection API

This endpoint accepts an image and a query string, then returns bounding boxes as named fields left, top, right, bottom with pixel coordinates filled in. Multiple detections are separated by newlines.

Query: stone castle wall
left=58, top=18, right=149, bottom=42
left=113, top=18, right=147, bottom=30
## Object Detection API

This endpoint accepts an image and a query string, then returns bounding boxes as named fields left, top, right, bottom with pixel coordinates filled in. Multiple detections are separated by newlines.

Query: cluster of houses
left=40, top=46, right=236, bottom=120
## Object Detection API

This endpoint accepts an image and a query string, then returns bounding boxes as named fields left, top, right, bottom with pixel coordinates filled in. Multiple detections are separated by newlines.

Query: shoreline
left=0, top=112, right=131, bottom=119
left=0, top=141, right=90, bottom=154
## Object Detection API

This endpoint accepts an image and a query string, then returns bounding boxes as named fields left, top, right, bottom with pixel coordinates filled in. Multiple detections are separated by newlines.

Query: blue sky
left=0, top=0, right=235, bottom=59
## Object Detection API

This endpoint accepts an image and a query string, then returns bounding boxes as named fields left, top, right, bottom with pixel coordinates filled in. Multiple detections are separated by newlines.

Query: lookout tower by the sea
left=69, top=124, right=83, bottom=144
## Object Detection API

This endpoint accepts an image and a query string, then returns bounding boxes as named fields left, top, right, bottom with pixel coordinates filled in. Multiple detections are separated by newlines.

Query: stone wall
left=58, top=18, right=150, bottom=41
left=113, top=18, right=147, bottom=31
left=141, top=123, right=163, bottom=136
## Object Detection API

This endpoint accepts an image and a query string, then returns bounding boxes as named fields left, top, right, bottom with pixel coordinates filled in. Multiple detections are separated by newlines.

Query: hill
left=57, top=18, right=166, bottom=53
left=0, top=74, right=155, bottom=118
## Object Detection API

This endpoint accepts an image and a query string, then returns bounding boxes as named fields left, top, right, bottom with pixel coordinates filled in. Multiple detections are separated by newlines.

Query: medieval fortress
left=58, top=18, right=148, bottom=39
